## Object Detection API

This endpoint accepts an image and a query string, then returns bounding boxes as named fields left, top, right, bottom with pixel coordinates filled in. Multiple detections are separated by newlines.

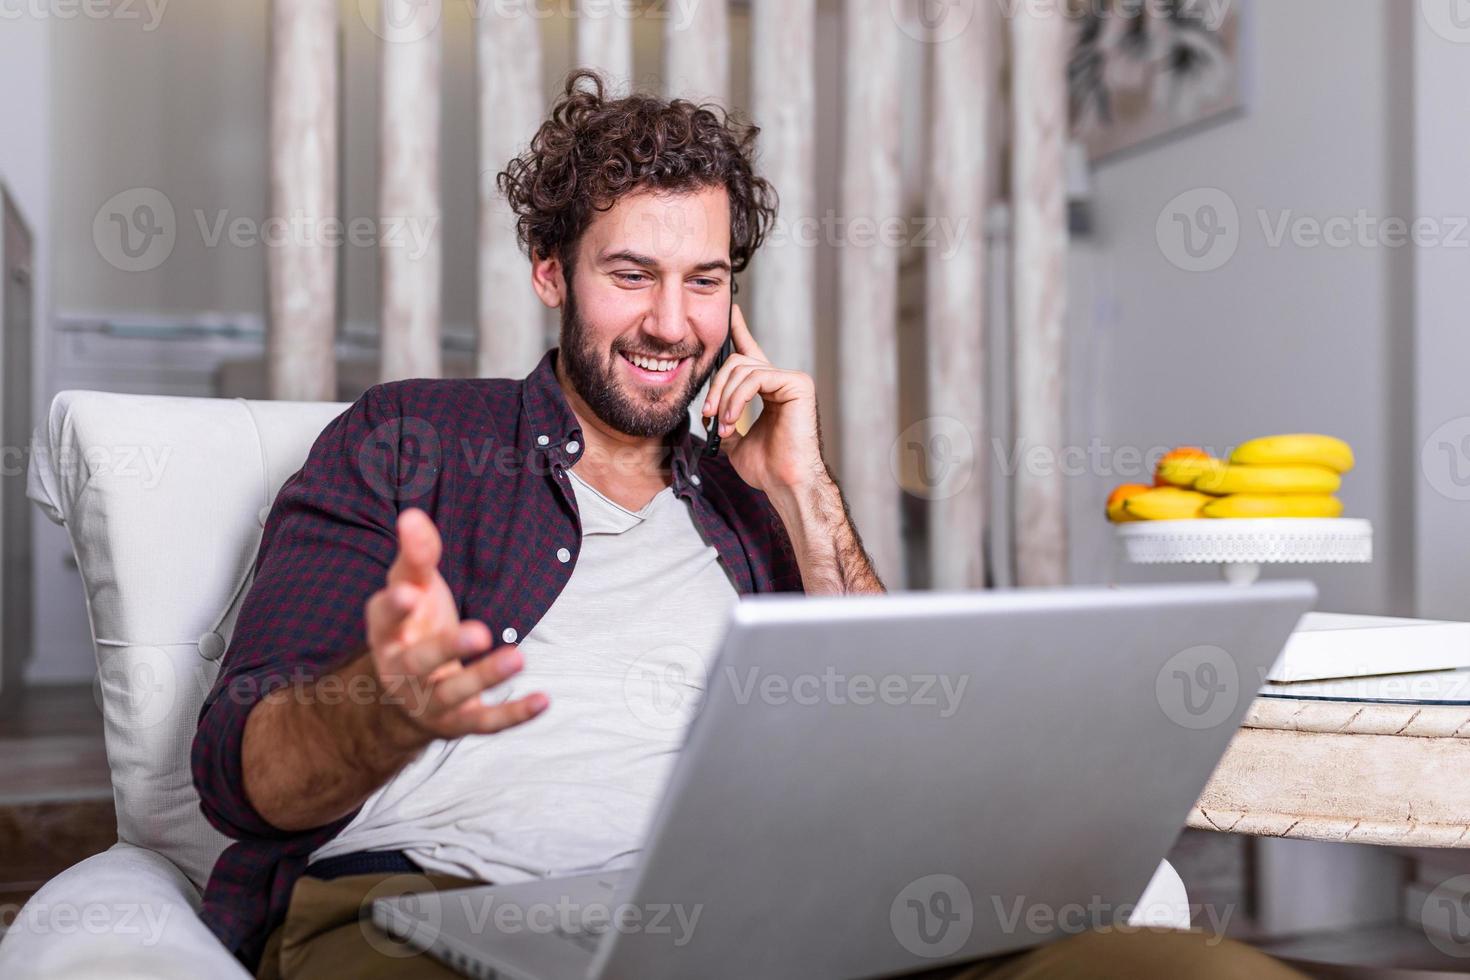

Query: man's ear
left=530, top=251, right=565, bottom=310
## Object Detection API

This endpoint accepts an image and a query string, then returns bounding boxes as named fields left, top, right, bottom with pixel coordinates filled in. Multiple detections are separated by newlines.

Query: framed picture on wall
left=1069, top=0, right=1249, bottom=160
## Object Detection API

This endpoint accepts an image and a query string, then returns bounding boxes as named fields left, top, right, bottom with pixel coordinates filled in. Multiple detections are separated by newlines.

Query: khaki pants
left=256, top=871, right=1307, bottom=980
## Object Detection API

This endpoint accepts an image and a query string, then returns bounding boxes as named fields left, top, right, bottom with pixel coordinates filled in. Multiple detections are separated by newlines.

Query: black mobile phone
left=703, top=282, right=738, bottom=458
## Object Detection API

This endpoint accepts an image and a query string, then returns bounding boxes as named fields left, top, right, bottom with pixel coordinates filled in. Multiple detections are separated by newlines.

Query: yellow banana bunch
left=1194, top=464, right=1341, bottom=496
left=1231, top=434, right=1355, bottom=474
left=1109, top=434, right=1355, bottom=523
left=1201, top=495, right=1344, bottom=519
left=1121, top=487, right=1213, bottom=521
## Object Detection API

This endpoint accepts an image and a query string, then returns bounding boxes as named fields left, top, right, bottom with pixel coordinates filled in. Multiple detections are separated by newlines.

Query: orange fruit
left=1106, top=484, right=1152, bottom=523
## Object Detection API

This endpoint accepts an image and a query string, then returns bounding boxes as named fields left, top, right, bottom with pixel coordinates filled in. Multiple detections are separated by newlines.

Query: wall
left=0, top=13, right=54, bottom=683
left=1067, top=0, right=1416, bottom=616
left=1413, top=5, right=1470, bottom=621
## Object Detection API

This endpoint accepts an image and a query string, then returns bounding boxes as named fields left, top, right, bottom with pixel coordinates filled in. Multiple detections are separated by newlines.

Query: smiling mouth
left=619, top=351, right=688, bottom=378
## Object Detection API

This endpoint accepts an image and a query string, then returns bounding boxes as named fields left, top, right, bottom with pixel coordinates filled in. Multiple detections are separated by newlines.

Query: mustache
left=611, top=341, right=705, bottom=361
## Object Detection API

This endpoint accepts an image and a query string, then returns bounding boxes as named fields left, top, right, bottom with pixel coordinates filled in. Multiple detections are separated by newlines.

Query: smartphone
left=703, top=282, right=738, bottom=458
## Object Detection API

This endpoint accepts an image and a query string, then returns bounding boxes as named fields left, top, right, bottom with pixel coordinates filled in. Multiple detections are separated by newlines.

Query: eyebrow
left=599, top=249, right=731, bottom=276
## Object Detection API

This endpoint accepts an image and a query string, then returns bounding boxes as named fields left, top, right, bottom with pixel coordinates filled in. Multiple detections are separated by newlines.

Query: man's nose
left=645, top=286, right=694, bottom=347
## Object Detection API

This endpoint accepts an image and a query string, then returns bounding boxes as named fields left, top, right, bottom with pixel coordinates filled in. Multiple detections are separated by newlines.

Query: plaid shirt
left=191, top=349, right=803, bottom=969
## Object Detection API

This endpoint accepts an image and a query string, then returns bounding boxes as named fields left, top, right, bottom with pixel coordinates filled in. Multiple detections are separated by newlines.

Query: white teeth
left=627, top=353, right=678, bottom=373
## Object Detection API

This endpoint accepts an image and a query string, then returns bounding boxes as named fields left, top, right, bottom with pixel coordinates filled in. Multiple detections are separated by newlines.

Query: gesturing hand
left=364, top=508, right=548, bottom=747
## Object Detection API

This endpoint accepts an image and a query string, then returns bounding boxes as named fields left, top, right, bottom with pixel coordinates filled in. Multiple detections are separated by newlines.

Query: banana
left=1202, top=494, right=1344, bottom=519
left=1231, top=434, right=1355, bottom=474
left=1155, top=453, right=1225, bottom=488
left=1194, top=464, right=1341, bottom=495
left=1122, top=487, right=1213, bottom=521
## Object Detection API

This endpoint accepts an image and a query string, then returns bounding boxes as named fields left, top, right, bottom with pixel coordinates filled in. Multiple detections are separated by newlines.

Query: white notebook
left=1266, top=612, right=1470, bottom=683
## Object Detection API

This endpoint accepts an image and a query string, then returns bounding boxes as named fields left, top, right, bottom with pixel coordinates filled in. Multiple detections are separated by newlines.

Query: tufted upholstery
left=24, top=391, right=348, bottom=888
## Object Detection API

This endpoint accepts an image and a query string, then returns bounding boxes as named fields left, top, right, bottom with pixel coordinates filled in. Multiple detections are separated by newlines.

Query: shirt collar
left=520, top=348, right=704, bottom=490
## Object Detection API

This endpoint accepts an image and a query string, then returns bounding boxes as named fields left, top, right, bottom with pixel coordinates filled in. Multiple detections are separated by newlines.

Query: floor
left=0, top=684, right=116, bottom=911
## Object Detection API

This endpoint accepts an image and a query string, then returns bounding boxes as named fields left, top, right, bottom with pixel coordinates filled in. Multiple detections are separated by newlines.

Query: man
left=193, top=71, right=1303, bottom=979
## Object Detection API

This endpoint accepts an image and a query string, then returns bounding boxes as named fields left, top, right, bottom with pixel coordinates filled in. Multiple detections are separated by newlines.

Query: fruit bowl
left=1116, top=518, right=1373, bottom=585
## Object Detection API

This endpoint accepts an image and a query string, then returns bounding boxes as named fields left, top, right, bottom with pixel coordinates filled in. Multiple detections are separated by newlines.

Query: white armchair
left=0, top=389, right=1192, bottom=978
left=0, top=390, right=346, bottom=979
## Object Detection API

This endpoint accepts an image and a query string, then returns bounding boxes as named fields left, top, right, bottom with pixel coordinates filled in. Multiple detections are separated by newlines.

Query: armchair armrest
left=0, top=842, right=249, bottom=979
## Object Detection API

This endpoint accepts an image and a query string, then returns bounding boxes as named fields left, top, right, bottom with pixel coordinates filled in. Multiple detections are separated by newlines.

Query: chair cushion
left=26, top=392, right=347, bottom=889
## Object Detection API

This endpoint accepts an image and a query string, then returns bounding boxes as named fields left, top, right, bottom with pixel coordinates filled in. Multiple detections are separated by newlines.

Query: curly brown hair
left=497, top=69, right=779, bottom=280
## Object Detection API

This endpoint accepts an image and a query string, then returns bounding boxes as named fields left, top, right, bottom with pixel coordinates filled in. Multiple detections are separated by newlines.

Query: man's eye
left=613, top=272, right=650, bottom=284
left=691, top=278, right=720, bottom=289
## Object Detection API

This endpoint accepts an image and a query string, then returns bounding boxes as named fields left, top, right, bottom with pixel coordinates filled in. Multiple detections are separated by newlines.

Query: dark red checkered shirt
left=191, top=349, right=803, bottom=968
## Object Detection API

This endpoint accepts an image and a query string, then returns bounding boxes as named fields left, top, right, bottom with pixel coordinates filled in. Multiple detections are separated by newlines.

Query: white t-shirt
left=309, top=469, right=740, bottom=882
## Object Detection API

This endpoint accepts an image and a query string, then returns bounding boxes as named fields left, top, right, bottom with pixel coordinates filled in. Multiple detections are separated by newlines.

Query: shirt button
left=690, top=473, right=702, bottom=487
left=502, top=627, right=518, bottom=644
left=566, top=439, right=580, bottom=455
left=556, top=547, right=571, bottom=563
left=536, top=434, right=549, bottom=447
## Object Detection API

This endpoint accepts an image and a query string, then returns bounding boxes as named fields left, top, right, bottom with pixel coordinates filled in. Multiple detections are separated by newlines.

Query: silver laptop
left=375, top=581, right=1315, bottom=980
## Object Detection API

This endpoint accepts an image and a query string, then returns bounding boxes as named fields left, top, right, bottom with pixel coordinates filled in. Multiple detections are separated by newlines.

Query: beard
left=557, top=280, right=715, bottom=439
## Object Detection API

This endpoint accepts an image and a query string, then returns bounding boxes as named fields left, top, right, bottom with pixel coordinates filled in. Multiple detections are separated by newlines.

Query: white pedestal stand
left=1115, top=518, right=1373, bottom=586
